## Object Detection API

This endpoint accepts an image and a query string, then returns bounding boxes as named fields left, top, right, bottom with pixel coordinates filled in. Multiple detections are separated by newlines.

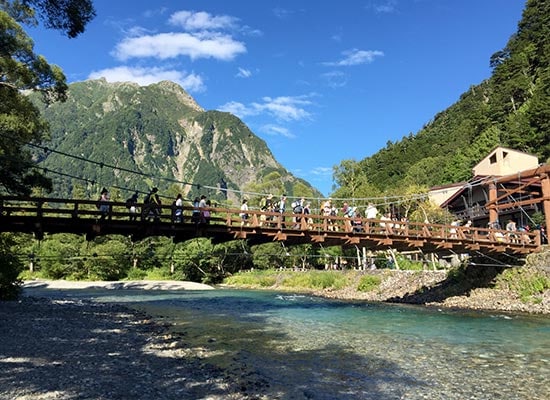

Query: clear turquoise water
left=33, top=288, right=550, bottom=399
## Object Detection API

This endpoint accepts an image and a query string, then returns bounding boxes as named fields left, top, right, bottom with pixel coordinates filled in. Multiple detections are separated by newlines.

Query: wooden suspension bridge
left=0, top=196, right=541, bottom=258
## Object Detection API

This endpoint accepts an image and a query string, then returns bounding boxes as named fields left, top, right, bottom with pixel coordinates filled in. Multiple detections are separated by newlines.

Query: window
left=489, top=153, right=497, bottom=164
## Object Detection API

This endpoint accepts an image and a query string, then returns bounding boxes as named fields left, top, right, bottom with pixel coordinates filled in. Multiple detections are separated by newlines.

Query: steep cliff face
left=34, top=79, right=318, bottom=203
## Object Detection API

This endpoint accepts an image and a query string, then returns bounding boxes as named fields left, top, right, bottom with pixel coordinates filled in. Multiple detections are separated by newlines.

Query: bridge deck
left=0, top=196, right=541, bottom=256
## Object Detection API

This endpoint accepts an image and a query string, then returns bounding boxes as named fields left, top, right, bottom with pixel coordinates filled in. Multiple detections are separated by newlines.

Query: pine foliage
left=335, top=0, right=550, bottom=194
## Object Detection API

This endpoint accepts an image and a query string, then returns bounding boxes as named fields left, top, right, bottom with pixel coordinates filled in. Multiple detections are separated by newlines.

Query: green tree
left=82, top=236, right=130, bottom=280
left=209, top=240, right=253, bottom=282
left=172, top=238, right=214, bottom=282
left=0, top=233, right=23, bottom=299
left=0, top=1, right=95, bottom=297
left=1, top=0, right=95, bottom=195
left=34, top=233, right=82, bottom=279
left=251, top=242, right=288, bottom=270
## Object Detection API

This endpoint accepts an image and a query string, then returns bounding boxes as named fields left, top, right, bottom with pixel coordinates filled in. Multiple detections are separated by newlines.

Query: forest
left=332, top=0, right=549, bottom=202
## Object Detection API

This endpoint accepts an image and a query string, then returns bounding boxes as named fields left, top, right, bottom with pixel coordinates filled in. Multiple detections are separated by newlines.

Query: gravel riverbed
left=0, top=295, right=265, bottom=400
left=1, top=270, right=548, bottom=399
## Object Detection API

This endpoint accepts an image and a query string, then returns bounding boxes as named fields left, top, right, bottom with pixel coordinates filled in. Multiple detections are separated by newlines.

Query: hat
left=267, top=194, right=273, bottom=199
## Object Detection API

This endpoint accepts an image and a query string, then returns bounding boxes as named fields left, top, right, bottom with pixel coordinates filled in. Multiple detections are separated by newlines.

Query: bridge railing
left=214, top=206, right=540, bottom=247
left=0, top=196, right=540, bottom=247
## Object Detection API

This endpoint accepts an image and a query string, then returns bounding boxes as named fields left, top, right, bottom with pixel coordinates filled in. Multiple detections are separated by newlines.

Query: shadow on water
left=387, top=264, right=504, bottom=305
left=1, top=289, right=429, bottom=399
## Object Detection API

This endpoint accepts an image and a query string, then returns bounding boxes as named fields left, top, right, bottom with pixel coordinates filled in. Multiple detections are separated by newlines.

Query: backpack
left=96, top=197, right=101, bottom=209
left=125, top=198, right=133, bottom=209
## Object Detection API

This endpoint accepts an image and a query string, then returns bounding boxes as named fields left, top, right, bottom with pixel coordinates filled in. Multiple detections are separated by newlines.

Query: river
left=32, top=287, right=550, bottom=400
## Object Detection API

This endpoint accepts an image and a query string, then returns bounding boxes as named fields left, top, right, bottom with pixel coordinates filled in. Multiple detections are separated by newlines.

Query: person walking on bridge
left=143, top=187, right=162, bottom=221
left=98, top=187, right=110, bottom=220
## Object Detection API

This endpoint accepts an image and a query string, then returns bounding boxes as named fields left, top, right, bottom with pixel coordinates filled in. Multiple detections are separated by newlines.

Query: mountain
left=333, top=0, right=549, bottom=196
left=32, top=79, right=320, bottom=204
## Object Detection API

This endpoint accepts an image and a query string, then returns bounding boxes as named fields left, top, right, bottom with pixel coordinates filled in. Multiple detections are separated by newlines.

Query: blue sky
left=27, top=0, right=526, bottom=196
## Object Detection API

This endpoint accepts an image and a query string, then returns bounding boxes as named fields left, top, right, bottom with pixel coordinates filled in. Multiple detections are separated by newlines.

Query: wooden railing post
left=488, top=182, right=498, bottom=225
left=36, top=200, right=43, bottom=218
left=534, top=230, right=541, bottom=249
left=72, top=201, right=79, bottom=219
left=541, top=173, right=550, bottom=234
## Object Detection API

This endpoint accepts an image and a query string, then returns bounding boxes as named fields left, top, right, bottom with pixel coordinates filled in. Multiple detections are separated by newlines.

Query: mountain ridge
left=34, top=79, right=321, bottom=204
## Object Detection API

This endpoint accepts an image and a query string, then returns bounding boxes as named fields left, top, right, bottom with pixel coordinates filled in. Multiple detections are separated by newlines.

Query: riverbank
left=2, top=276, right=548, bottom=399
left=311, top=268, right=550, bottom=314
left=224, top=265, right=550, bottom=315
left=0, top=294, right=262, bottom=399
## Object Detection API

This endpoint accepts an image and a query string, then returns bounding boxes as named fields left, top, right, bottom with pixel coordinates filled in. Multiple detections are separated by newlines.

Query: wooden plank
left=406, top=240, right=425, bottom=247
left=486, top=177, right=541, bottom=206
left=275, top=232, right=287, bottom=241
left=345, top=237, right=360, bottom=244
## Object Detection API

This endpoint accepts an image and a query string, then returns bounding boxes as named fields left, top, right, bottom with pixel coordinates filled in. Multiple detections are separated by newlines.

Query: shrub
left=145, top=267, right=176, bottom=281
left=357, top=274, right=382, bottom=292
left=498, top=268, right=550, bottom=303
left=0, top=234, right=23, bottom=300
left=281, top=271, right=350, bottom=290
left=396, top=256, right=424, bottom=271
left=225, top=270, right=277, bottom=287
left=125, top=267, right=147, bottom=280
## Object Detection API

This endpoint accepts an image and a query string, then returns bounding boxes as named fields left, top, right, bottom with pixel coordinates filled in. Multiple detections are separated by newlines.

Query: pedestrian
left=303, top=201, right=312, bottom=229
left=199, top=195, right=207, bottom=224
left=98, top=187, right=110, bottom=220
left=191, top=197, right=201, bottom=224
left=203, top=199, right=212, bottom=224
left=240, top=199, right=249, bottom=226
left=278, top=194, right=287, bottom=228
left=126, top=192, right=139, bottom=221
left=144, top=187, right=162, bottom=221
left=173, top=193, right=183, bottom=223
left=365, top=203, right=378, bottom=219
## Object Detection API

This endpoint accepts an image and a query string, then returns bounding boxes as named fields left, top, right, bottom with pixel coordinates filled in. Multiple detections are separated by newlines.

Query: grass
left=280, top=270, right=350, bottom=290
left=497, top=268, right=550, bottom=303
left=224, top=269, right=351, bottom=290
left=224, top=270, right=278, bottom=287
left=357, top=274, right=382, bottom=292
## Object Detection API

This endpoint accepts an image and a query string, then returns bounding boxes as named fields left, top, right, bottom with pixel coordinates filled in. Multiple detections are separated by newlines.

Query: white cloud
left=218, top=101, right=257, bottom=119
left=323, top=49, right=384, bottom=66
left=236, top=67, right=252, bottom=78
left=272, top=7, right=293, bottom=19
left=256, top=96, right=312, bottom=121
left=219, top=95, right=313, bottom=122
left=88, top=66, right=205, bottom=93
left=260, top=124, right=296, bottom=139
left=321, top=71, right=348, bottom=88
left=113, top=32, right=246, bottom=61
left=310, top=167, right=333, bottom=177
left=367, top=0, right=398, bottom=14
left=168, top=10, right=237, bottom=31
